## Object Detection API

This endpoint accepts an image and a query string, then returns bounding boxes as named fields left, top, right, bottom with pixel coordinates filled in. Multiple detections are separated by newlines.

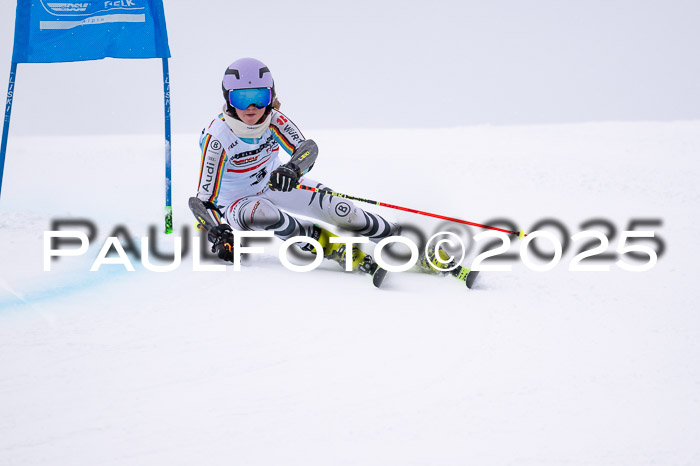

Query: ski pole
left=295, top=184, right=526, bottom=238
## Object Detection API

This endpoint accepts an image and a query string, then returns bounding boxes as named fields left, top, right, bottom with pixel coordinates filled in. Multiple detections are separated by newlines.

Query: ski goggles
left=228, top=87, right=272, bottom=110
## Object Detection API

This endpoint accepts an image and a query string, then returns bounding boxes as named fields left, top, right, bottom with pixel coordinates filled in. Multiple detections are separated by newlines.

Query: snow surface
left=1, top=122, right=699, bottom=465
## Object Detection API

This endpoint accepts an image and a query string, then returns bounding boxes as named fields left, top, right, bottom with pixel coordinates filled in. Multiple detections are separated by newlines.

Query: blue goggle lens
left=228, top=88, right=272, bottom=110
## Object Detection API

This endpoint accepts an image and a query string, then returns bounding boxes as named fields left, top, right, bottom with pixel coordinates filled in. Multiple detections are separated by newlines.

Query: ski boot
left=303, top=225, right=387, bottom=287
left=418, top=244, right=479, bottom=289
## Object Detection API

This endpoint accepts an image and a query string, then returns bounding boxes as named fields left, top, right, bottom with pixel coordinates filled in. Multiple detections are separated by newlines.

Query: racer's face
left=235, top=104, right=266, bottom=125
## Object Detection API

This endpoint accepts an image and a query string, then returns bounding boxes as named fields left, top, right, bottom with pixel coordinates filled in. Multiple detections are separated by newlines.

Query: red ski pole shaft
left=295, top=184, right=526, bottom=238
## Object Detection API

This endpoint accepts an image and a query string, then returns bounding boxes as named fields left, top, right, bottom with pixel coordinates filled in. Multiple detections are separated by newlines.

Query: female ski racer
left=193, top=57, right=400, bottom=275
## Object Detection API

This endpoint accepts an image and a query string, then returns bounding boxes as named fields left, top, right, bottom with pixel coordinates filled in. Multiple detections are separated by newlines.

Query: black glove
left=208, top=224, right=234, bottom=262
left=268, top=163, right=300, bottom=192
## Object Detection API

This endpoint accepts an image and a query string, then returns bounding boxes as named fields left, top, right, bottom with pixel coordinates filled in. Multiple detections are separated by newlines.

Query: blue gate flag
left=2, top=0, right=173, bottom=230
left=12, top=0, right=170, bottom=63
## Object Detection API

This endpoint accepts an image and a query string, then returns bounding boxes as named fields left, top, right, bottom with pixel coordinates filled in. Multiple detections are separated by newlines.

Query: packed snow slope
left=1, top=122, right=699, bottom=465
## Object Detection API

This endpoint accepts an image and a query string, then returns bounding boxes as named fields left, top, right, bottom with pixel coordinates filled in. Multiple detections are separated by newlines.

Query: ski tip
left=372, top=267, right=388, bottom=288
left=466, top=270, right=480, bottom=289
